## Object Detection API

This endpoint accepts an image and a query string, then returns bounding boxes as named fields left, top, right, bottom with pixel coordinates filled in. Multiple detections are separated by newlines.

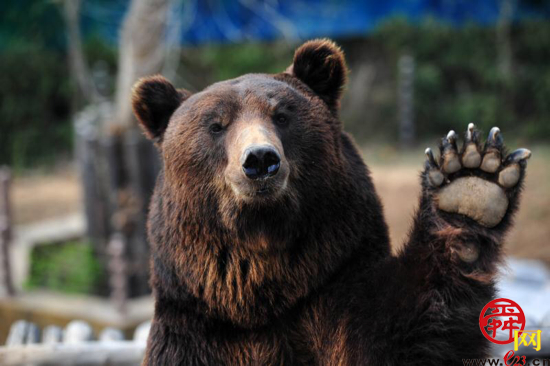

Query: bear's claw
left=425, top=148, right=444, bottom=187
left=424, top=123, right=531, bottom=228
left=498, top=148, right=532, bottom=188
left=506, top=148, right=532, bottom=163
left=480, top=127, right=503, bottom=173
left=462, top=123, right=482, bottom=168
left=440, top=130, right=462, bottom=173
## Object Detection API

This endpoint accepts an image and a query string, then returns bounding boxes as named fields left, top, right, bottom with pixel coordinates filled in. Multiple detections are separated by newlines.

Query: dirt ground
left=10, top=145, right=550, bottom=262
left=11, top=167, right=83, bottom=225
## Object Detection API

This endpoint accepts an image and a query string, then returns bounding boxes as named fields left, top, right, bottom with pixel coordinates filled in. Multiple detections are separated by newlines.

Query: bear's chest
left=208, top=325, right=299, bottom=365
left=206, top=309, right=321, bottom=365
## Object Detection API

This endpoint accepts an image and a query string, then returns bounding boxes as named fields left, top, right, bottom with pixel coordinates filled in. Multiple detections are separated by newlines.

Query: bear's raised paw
left=424, top=124, right=531, bottom=228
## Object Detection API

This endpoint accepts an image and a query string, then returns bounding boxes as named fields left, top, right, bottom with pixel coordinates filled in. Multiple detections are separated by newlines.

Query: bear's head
left=131, top=40, right=387, bottom=326
left=132, top=40, right=347, bottom=223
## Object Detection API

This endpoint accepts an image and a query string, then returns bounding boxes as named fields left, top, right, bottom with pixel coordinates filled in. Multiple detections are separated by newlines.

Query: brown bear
left=132, top=39, right=531, bottom=365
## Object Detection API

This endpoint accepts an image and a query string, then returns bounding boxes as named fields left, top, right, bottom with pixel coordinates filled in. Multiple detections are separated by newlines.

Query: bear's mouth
left=250, top=182, right=275, bottom=197
left=229, top=175, right=289, bottom=202
left=256, top=186, right=270, bottom=194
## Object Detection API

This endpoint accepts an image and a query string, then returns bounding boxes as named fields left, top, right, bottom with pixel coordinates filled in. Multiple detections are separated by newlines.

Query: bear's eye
left=274, top=114, right=289, bottom=127
left=209, top=123, right=224, bottom=134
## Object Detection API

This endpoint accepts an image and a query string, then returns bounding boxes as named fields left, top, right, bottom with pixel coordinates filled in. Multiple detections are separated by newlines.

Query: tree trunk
left=64, top=0, right=100, bottom=105
left=113, top=0, right=170, bottom=130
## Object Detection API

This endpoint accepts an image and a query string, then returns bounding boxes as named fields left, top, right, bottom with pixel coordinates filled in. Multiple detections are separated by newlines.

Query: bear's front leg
left=349, top=124, right=531, bottom=365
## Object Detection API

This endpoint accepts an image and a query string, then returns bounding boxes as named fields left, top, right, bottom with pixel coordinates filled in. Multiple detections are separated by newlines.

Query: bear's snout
left=241, top=145, right=281, bottom=180
left=224, top=119, right=290, bottom=202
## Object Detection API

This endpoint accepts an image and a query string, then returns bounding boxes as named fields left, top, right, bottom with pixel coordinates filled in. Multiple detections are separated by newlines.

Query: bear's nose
left=242, top=145, right=281, bottom=180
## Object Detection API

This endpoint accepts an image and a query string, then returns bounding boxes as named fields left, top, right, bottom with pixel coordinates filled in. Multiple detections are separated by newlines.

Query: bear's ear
left=286, top=39, right=347, bottom=111
left=132, top=75, right=191, bottom=142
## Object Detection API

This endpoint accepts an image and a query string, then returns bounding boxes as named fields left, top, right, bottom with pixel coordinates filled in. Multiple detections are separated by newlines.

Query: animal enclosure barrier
left=75, top=105, right=160, bottom=301
left=0, top=319, right=150, bottom=366
left=0, top=167, right=14, bottom=297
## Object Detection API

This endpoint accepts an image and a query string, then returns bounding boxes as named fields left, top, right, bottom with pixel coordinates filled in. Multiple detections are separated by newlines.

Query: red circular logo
left=479, top=298, right=526, bottom=344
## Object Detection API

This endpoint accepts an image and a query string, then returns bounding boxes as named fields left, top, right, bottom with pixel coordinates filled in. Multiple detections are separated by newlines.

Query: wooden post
left=398, top=54, right=415, bottom=147
left=75, top=111, right=110, bottom=252
left=103, top=132, right=131, bottom=311
left=0, top=166, right=14, bottom=297
left=107, top=233, right=128, bottom=313
left=124, top=130, right=151, bottom=296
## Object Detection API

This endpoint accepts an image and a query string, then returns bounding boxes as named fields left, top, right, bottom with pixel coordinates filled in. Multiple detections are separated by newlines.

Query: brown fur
left=132, top=40, right=527, bottom=365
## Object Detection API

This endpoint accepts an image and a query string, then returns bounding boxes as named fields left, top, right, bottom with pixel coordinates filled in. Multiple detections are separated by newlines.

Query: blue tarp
left=80, top=0, right=550, bottom=45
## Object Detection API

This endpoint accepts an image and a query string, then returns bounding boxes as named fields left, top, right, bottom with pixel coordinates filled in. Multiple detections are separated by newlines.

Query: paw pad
left=424, top=124, right=531, bottom=228
left=436, top=177, right=508, bottom=228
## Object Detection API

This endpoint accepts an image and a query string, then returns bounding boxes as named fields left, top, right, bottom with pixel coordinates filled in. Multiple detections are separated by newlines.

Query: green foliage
left=369, top=18, right=550, bottom=141
left=25, top=240, right=105, bottom=295
left=0, top=45, right=74, bottom=169
left=0, top=0, right=73, bottom=169
left=0, top=1, right=118, bottom=170
left=182, top=21, right=550, bottom=142
left=2, top=3, right=550, bottom=170
left=0, top=0, right=66, bottom=51
left=198, top=42, right=292, bottom=80
left=180, top=42, right=294, bottom=91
